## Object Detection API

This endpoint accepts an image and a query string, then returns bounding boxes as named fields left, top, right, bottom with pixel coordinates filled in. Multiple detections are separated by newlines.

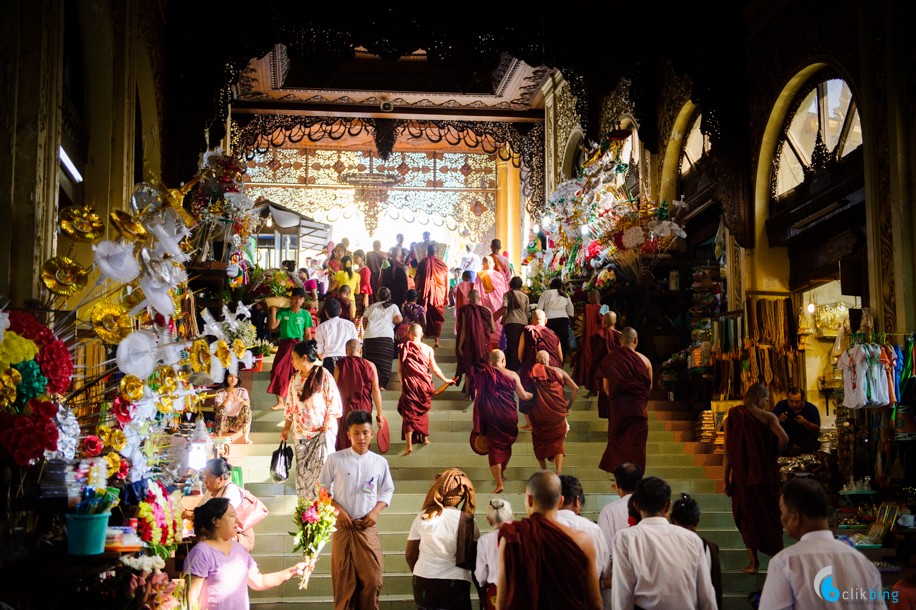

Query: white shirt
left=460, top=252, right=481, bottom=273
left=199, top=482, right=242, bottom=509
left=759, top=530, right=885, bottom=610
left=316, top=317, right=358, bottom=359
left=556, top=509, right=609, bottom=578
left=612, top=516, right=716, bottom=610
left=598, top=493, right=631, bottom=561
left=318, top=448, right=394, bottom=520
left=538, top=289, right=574, bottom=319
left=475, top=529, right=501, bottom=586
left=839, top=345, right=868, bottom=409
left=407, top=508, right=472, bottom=582
left=362, top=302, right=401, bottom=340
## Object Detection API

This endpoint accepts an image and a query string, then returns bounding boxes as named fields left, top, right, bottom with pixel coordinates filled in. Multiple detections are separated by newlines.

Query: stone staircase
left=225, top=309, right=766, bottom=609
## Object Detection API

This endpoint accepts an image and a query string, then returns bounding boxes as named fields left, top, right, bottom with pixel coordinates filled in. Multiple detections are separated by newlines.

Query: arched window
left=774, top=77, right=862, bottom=198
left=679, top=112, right=710, bottom=177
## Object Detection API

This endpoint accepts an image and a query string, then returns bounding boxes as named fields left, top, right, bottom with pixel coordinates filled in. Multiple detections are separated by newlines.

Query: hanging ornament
left=232, top=339, right=246, bottom=359
left=40, top=257, right=89, bottom=297
left=93, top=240, right=141, bottom=284
left=90, top=302, right=133, bottom=344
left=214, top=340, right=232, bottom=368
left=119, top=375, right=145, bottom=402
left=59, top=205, right=105, bottom=242
left=157, top=365, right=179, bottom=394
left=189, top=340, right=211, bottom=373
left=109, top=209, right=148, bottom=242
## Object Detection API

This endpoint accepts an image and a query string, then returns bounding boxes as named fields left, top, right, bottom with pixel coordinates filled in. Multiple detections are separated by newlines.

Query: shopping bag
left=270, top=440, right=294, bottom=482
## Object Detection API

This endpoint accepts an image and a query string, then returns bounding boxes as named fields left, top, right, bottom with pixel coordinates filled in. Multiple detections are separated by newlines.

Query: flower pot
left=251, top=357, right=263, bottom=372
left=67, top=512, right=111, bottom=555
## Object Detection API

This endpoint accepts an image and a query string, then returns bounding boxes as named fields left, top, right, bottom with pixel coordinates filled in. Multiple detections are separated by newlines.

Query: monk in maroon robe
left=572, top=291, right=603, bottom=387
left=725, top=383, right=788, bottom=574
left=397, top=323, right=453, bottom=455
left=598, top=327, right=652, bottom=472
left=516, top=310, right=563, bottom=426
left=455, top=289, right=495, bottom=399
left=473, top=349, right=532, bottom=493
left=497, top=471, right=602, bottom=610
left=414, top=245, right=449, bottom=347
left=590, top=313, right=621, bottom=417
left=333, top=340, right=384, bottom=450
left=529, top=351, right=578, bottom=474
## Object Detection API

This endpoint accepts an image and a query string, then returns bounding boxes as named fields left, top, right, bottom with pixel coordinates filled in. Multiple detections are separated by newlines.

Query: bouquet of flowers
left=251, top=338, right=274, bottom=357
left=136, top=479, right=182, bottom=559
left=290, top=485, right=338, bottom=589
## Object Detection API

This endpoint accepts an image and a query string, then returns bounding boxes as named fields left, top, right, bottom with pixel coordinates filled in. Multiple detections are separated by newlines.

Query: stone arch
left=560, top=127, right=584, bottom=181
left=659, top=99, right=698, bottom=203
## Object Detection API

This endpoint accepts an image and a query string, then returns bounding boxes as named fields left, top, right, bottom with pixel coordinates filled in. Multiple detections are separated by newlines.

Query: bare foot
left=742, top=564, right=759, bottom=575
left=492, top=486, right=504, bottom=494
left=434, top=340, right=441, bottom=348
left=518, top=424, right=532, bottom=431
left=422, top=436, right=430, bottom=445
left=270, top=403, right=284, bottom=411
left=402, top=448, right=413, bottom=456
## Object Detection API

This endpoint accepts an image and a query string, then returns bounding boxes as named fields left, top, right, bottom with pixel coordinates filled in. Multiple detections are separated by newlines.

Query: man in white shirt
left=598, top=461, right=643, bottom=607
left=759, top=478, right=885, bottom=610
left=556, top=475, right=611, bottom=589
left=612, top=476, right=716, bottom=610
left=459, top=244, right=481, bottom=283
left=316, top=298, right=358, bottom=374
left=319, top=410, right=395, bottom=610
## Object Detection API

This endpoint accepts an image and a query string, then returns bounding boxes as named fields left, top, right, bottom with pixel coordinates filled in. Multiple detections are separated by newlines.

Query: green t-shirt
left=277, top=308, right=312, bottom=340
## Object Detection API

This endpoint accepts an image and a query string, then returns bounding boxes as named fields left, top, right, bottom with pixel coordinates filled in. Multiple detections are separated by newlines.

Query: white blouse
left=538, top=289, right=574, bottom=319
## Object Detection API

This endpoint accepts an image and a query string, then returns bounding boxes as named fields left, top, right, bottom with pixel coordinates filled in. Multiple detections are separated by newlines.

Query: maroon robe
left=598, top=347, right=651, bottom=472
left=415, top=254, right=449, bottom=338
left=529, top=364, right=568, bottom=461
left=725, top=406, right=784, bottom=557
left=473, top=364, right=519, bottom=469
left=335, top=356, right=375, bottom=449
left=455, top=303, right=493, bottom=397
left=571, top=304, right=603, bottom=386
left=517, top=325, right=561, bottom=414
left=591, top=327, right=622, bottom=417
left=498, top=513, right=591, bottom=610
left=397, top=341, right=433, bottom=439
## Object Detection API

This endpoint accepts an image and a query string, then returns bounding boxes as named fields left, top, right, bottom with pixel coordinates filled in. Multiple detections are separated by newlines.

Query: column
left=496, top=158, right=522, bottom=273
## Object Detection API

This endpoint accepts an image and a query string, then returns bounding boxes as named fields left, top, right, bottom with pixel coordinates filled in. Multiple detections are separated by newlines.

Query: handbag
left=455, top=511, right=479, bottom=570
left=270, top=440, right=294, bottom=482
left=235, top=486, right=269, bottom=532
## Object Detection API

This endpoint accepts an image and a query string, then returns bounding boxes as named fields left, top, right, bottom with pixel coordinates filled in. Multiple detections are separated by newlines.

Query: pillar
left=496, top=158, right=522, bottom=273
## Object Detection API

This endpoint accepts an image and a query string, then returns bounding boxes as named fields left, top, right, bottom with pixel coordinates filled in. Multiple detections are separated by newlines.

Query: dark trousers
left=323, top=356, right=342, bottom=374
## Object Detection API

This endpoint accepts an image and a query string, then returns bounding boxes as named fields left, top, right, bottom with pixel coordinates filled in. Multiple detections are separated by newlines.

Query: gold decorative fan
left=60, top=205, right=105, bottom=242
left=215, top=340, right=232, bottom=368
left=120, top=375, right=145, bottom=402
left=90, top=301, right=133, bottom=344
left=232, top=339, right=246, bottom=359
left=41, top=257, right=89, bottom=296
left=119, top=284, right=145, bottom=310
left=110, top=209, right=148, bottom=242
left=189, top=340, right=211, bottom=372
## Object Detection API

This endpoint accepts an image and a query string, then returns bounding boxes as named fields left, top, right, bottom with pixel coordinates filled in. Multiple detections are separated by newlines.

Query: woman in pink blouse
left=213, top=372, right=251, bottom=444
left=279, top=340, right=342, bottom=501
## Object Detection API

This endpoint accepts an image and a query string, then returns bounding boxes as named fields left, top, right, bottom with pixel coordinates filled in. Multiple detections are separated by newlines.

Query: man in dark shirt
left=772, top=386, right=821, bottom=456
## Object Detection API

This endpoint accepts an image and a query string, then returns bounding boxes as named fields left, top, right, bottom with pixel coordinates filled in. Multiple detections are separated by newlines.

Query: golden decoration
left=157, top=365, right=178, bottom=394
left=97, top=425, right=112, bottom=444
left=215, top=340, right=231, bottom=368
left=105, top=452, right=121, bottom=477
left=109, top=209, right=148, bottom=242
left=189, top=340, right=211, bottom=372
left=120, top=375, right=145, bottom=402
left=40, top=257, right=89, bottom=297
left=232, top=339, right=246, bottom=359
left=184, top=392, right=200, bottom=412
left=146, top=175, right=199, bottom=228
left=90, top=301, right=133, bottom=344
left=157, top=395, right=174, bottom=414
left=60, top=205, right=105, bottom=242
left=119, top=284, right=144, bottom=310
left=109, top=429, right=126, bottom=451
left=0, top=367, right=22, bottom=406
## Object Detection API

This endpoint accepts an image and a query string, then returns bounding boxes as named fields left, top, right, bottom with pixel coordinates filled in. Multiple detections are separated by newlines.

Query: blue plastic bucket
left=66, top=512, right=111, bottom=555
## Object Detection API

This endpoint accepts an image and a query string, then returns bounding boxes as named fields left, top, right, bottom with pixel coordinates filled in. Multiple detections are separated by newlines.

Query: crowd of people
left=188, top=232, right=896, bottom=610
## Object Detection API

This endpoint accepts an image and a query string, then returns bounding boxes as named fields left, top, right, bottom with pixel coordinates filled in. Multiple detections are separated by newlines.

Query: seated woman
left=406, top=468, right=478, bottom=610
left=182, top=458, right=257, bottom=551
left=213, top=372, right=251, bottom=444
left=396, top=289, right=426, bottom=344
left=187, top=498, right=305, bottom=609
left=475, top=498, right=514, bottom=610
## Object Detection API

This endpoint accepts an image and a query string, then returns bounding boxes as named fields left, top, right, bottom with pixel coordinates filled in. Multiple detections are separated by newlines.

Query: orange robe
left=397, top=341, right=433, bottom=441
left=529, top=364, right=568, bottom=461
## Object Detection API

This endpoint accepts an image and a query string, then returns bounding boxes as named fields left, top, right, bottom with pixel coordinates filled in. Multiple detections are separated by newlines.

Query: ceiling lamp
left=339, top=172, right=403, bottom=236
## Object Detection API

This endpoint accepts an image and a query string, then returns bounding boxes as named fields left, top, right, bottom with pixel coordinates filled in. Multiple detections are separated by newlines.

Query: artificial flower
left=40, top=257, right=89, bottom=297
left=0, top=367, right=22, bottom=407
left=97, top=424, right=112, bottom=444
left=621, top=226, right=646, bottom=249
left=106, top=452, right=121, bottom=477
left=0, top=309, right=8, bottom=344
left=35, top=337, right=73, bottom=394
left=7, top=311, right=54, bottom=348
left=29, top=398, right=58, bottom=420
left=109, top=209, right=148, bottom=242
left=120, top=375, right=146, bottom=402
left=117, top=457, right=130, bottom=480
left=83, top=435, right=103, bottom=457
left=112, top=396, right=134, bottom=425
left=109, top=428, right=126, bottom=451
left=59, top=205, right=105, bottom=242
left=93, top=240, right=141, bottom=284
left=12, top=360, right=47, bottom=408
left=0, top=331, right=39, bottom=368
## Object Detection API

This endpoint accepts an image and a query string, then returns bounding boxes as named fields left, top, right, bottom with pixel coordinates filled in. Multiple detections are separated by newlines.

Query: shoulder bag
left=270, top=440, right=294, bottom=482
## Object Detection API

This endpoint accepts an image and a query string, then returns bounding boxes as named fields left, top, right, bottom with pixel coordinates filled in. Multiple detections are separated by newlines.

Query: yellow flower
left=41, top=257, right=89, bottom=297
left=60, top=205, right=105, bottom=242
left=105, top=452, right=121, bottom=477
left=215, top=340, right=231, bottom=368
left=232, top=339, right=246, bottom=359
left=120, top=375, right=145, bottom=401
left=157, top=365, right=178, bottom=394
left=97, top=425, right=112, bottom=444
left=157, top=395, right=173, bottom=414
left=109, top=429, right=126, bottom=452
left=0, top=331, right=39, bottom=368
left=90, top=301, right=133, bottom=344
left=0, top=367, right=22, bottom=406
left=189, top=340, right=211, bottom=373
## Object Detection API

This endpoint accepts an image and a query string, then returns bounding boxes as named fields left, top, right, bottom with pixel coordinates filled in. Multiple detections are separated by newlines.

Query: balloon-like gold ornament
left=60, top=205, right=105, bottom=242
left=189, top=340, right=211, bottom=372
left=232, top=339, right=246, bottom=359
left=41, top=257, right=89, bottom=296
left=90, top=301, right=133, bottom=344
left=109, top=209, right=148, bottom=242
left=215, top=340, right=232, bottom=368
left=157, top=365, right=179, bottom=394
left=120, top=375, right=145, bottom=402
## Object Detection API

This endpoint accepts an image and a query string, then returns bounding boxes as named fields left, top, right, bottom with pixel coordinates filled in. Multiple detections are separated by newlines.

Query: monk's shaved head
left=468, top=289, right=480, bottom=303
left=408, top=323, right=423, bottom=339
left=489, top=349, right=505, bottom=366
left=346, top=339, right=361, bottom=356
left=621, top=327, right=637, bottom=346
left=526, top=470, right=562, bottom=512
left=602, top=311, right=617, bottom=328
left=530, top=309, right=546, bottom=325
left=536, top=350, right=550, bottom=365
